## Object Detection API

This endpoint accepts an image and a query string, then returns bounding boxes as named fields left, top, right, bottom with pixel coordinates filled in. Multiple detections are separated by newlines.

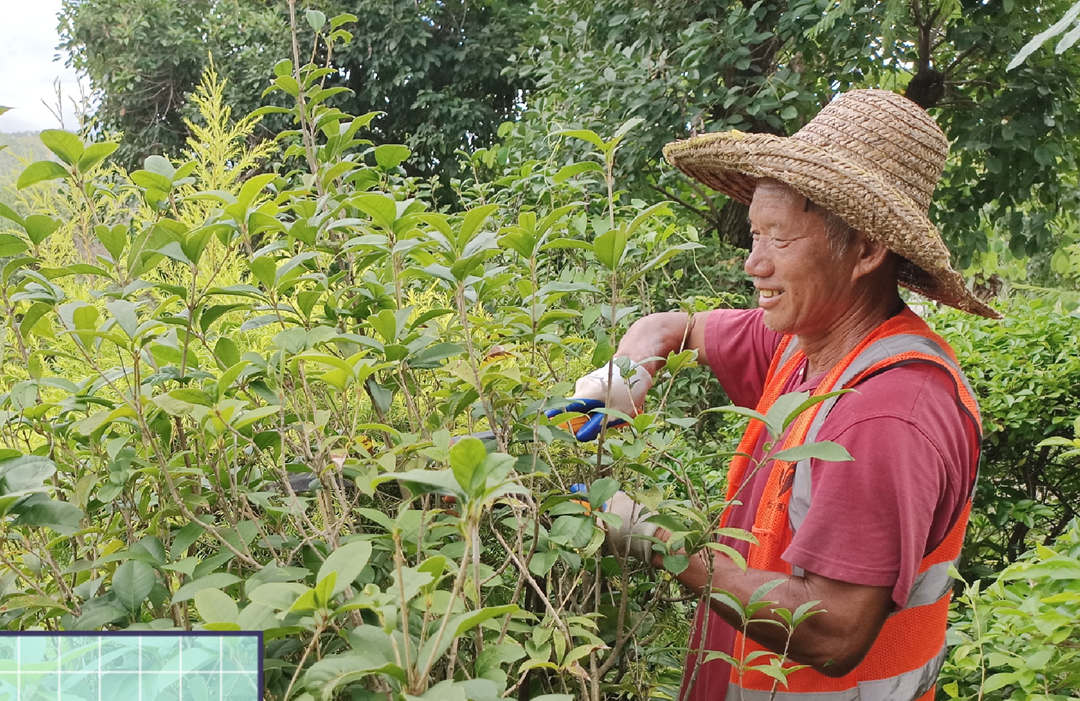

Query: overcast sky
left=0, top=1, right=82, bottom=133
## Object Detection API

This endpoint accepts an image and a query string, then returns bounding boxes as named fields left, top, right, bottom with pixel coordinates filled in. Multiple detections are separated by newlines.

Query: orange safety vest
left=718, top=309, right=981, bottom=701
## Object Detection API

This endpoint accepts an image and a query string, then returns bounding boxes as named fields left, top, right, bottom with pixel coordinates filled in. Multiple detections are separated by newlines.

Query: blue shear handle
left=545, top=398, right=626, bottom=441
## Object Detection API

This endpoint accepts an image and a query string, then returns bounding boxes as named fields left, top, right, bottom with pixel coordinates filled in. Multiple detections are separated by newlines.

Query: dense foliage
left=58, top=0, right=531, bottom=187
left=60, top=0, right=1080, bottom=265
left=0, top=41, right=849, bottom=697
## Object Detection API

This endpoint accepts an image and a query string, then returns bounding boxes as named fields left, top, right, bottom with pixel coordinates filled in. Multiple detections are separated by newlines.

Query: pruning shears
left=285, top=398, right=624, bottom=494
left=544, top=397, right=627, bottom=442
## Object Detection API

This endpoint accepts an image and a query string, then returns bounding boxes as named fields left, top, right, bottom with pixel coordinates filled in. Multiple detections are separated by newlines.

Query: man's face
left=745, top=182, right=860, bottom=337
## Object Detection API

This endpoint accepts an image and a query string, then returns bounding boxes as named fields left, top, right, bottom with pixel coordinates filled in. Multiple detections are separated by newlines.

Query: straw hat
left=663, top=89, right=1000, bottom=318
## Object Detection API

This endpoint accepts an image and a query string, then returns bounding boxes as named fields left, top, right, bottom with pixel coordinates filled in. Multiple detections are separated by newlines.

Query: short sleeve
left=702, top=308, right=783, bottom=407
left=780, top=364, right=975, bottom=608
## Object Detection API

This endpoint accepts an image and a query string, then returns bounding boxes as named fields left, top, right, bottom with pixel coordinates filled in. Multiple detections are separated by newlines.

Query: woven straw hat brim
left=663, top=131, right=1001, bottom=319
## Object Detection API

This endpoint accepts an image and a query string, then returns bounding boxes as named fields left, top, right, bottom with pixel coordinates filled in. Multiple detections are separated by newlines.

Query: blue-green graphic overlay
left=0, top=632, right=261, bottom=700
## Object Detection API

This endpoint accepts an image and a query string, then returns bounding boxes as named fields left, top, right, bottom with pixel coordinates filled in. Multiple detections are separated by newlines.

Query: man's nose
left=744, top=240, right=771, bottom=277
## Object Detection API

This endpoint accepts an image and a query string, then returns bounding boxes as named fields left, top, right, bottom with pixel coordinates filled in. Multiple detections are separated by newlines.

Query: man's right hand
left=547, top=359, right=653, bottom=441
left=572, top=358, right=652, bottom=416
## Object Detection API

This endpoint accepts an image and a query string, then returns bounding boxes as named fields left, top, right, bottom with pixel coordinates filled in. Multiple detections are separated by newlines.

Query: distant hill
left=1, top=132, right=55, bottom=206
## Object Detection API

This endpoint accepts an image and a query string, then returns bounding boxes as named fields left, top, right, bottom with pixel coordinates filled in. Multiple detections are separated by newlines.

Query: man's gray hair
left=805, top=198, right=858, bottom=255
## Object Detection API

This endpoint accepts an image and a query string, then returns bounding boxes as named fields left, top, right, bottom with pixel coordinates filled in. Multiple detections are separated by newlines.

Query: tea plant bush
left=939, top=518, right=1080, bottom=700
left=0, top=17, right=851, bottom=699
left=4, top=11, right=1080, bottom=700
left=929, top=300, right=1080, bottom=579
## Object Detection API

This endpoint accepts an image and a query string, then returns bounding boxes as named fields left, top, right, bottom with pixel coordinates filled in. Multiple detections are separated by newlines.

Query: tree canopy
left=59, top=0, right=1080, bottom=265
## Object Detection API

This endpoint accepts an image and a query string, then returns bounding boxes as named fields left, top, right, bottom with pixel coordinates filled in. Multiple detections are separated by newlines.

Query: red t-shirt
left=681, top=308, right=977, bottom=700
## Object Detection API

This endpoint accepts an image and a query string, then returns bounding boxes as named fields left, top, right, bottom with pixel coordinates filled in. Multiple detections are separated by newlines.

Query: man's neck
left=798, top=294, right=904, bottom=377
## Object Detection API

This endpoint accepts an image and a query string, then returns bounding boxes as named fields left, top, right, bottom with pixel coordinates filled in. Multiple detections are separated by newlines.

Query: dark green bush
left=929, top=299, right=1080, bottom=579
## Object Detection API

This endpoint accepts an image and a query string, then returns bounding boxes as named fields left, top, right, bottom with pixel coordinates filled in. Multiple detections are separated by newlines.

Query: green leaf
left=94, top=224, right=127, bottom=260
left=374, top=144, right=411, bottom=169
left=172, top=573, right=242, bottom=604
left=0, top=454, right=57, bottom=494
left=11, top=495, right=84, bottom=535
left=155, top=241, right=193, bottom=266
left=40, top=130, right=84, bottom=166
left=19, top=302, right=52, bottom=338
left=106, top=300, right=138, bottom=339
left=214, top=337, right=241, bottom=367
left=457, top=204, right=499, bottom=251
left=250, top=256, right=276, bottom=289
left=303, top=652, right=405, bottom=700
left=193, top=583, right=237, bottom=622
left=0, top=202, right=25, bottom=228
left=306, top=9, right=327, bottom=32
left=982, top=672, right=1018, bottom=692
left=18, top=160, right=71, bottom=189
left=23, top=215, right=60, bottom=245
left=316, top=540, right=373, bottom=598
left=552, top=161, right=603, bottom=183
left=274, top=75, right=300, bottom=97
left=749, top=578, right=784, bottom=605
left=588, top=477, right=619, bottom=509
left=418, top=605, right=520, bottom=671
left=1008, top=1, right=1080, bottom=70
left=248, top=582, right=309, bottom=610
left=236, top=173, right=277, bottom=210
left=0, top=234, right=29, bottom=257
left=593, top=227, right=628, bottom=270
left=663, top=553, right=690, bottom=574
left=559, top=129, right=606, bottom=150
left=73, top=596, right=128, bottom=629
left=771, top=441, right=853, bottom=463
left=610, top=116, right=645, bottom=145
left=144, top=154, right=175, bottom=179
left=112, top=560, right=155, bottom=613
left=77, top=142, right=119, bottom=172
left=372, top=468, right=461, bottom=498
left=71, top=303, right=100, bottom=348
left=450, top=437, right=487, bottom=495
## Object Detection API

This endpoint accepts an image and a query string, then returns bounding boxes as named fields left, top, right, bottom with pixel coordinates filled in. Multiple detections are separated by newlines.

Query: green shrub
left=929, top=299, right=1080, bottom=579
left=941, top=518, right=1080, bottom=700
left=0, top=36, right=833, bottom=698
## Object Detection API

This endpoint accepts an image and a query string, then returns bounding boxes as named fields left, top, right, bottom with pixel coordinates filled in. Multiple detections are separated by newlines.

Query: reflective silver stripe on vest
left=724, top=643, right=946, bottom=701
left=897, top=559, right=955, bottom=611
left=784, top=333, right=977, bottom=594
left=777, top=337, right=801, bottom=370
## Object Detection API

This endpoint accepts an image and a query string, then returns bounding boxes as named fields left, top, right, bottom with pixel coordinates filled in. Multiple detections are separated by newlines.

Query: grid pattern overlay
left=0, top=632, right=261, bottom=701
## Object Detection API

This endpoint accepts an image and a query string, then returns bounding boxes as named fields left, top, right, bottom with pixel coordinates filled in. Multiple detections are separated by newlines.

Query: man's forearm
left=615, top=312, right=705, bottom=375
left=653, top=539, right=890, bottom=676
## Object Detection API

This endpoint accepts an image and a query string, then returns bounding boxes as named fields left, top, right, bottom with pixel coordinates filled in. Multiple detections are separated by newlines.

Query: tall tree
left=59, top=0, right=532, bottom=185
left=506, top=0, right=1080, bottom=263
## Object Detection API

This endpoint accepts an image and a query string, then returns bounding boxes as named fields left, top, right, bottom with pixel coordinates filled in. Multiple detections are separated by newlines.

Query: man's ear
left=851, top=234, right=893, bottom=280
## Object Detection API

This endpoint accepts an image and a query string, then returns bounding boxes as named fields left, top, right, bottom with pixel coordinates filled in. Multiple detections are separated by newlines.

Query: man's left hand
left=603, top=490, right=660, bottom=562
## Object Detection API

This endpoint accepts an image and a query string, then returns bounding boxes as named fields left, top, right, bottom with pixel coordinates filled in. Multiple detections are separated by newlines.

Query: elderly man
left=572, top=90, right=999, bottom=700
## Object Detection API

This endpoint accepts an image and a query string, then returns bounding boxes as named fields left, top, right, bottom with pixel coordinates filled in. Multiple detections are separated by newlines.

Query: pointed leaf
left=77, top=142, right=119, bottom=172
left=374, top=144, right=411, bottom=169
left=172, top=573, right=242, bottom=604
left=112, top=560, right=155, bottom=612
left=0, top=202, right=24, bottom=228
left=194, top=587, right=239, bottom=623
left=316, top=540, right=373, bottom=597
left=40, top=130, right=84, bottom=166
left=23, top=215, right=60, bottom=245
left=559, top=129, right=606, bottom=150
left=771, top=441, right=853, bottom=463
left=0, top=234, right=29, bottom=257
left=17, top=161, right=68, bottom=189
left=450, top=436, right=487, bottom=494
